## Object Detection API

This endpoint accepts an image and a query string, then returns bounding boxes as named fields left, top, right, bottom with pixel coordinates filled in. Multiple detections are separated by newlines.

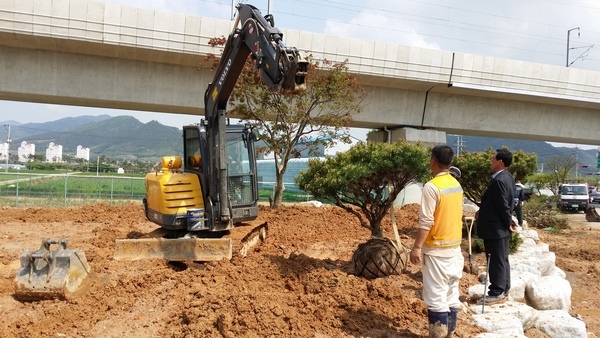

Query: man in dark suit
left=476, top=149, right=517, bottom=305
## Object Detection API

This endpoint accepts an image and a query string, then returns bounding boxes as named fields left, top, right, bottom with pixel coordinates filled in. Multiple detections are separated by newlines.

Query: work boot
left=476, top=293, right=506, bottom=306
left=447, top=307, right=459, bottom=337
left=428, top=310, right=448, bottom=338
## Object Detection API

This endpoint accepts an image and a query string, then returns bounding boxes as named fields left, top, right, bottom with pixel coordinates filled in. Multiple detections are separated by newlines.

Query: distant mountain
left=449, top=135, right=599, bottom=174
left=2, top=115, right=112, bottom=141
left=11, top=116, right=183, bottom=161
left=5, top=115, right=599, bottom=170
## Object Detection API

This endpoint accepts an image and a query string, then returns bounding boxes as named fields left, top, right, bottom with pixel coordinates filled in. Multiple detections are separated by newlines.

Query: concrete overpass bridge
left=1, top=0, right=600, bottom=145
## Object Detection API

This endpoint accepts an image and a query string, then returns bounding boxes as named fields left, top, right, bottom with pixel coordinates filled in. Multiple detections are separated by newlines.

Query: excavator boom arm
left=204, top=4, right=307, bottom=229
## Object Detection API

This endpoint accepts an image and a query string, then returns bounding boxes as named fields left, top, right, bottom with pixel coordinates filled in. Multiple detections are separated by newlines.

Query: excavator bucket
left=238, top=222, right=268, bottom=258
left=281, top=50, right=308, bottom=92
left=113, top=238, right=233, bottom=261
left=113, top=222, right=269, bottom=261
left=586, top=205, right=600, bottom=222
left=14, top=237, right=92, bottom=301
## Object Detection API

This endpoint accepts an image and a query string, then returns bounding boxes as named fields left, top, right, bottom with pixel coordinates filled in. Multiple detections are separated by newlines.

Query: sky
left=3, top=0, right=600, bottom=151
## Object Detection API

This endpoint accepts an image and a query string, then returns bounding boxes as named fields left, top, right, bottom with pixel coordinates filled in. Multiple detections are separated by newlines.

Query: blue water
left=256, top=157, right=323, bottom=193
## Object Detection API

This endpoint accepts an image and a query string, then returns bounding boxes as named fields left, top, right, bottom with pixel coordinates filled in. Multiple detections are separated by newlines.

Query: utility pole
left=567, top=27, right=594, bottom=67
left=575, top=146, right=579, bottom=178
left=3, top=124, right=10, bottom=173
left=455, top=135, right=465, bottom=156
left=567, top=27, right=580, bottom=67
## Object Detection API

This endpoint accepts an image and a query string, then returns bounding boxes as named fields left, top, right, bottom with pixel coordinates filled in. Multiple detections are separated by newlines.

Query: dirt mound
left=1, top=204, right=597, bottom=337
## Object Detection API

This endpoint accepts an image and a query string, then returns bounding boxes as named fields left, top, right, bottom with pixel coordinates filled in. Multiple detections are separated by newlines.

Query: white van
left=557, top=183, right=589, bottom=212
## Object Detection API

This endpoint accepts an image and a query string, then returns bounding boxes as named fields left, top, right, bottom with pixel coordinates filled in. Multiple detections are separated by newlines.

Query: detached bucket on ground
left=586, top=205, right=600, bottom=222
left=14, top=237, right=92, bottom=301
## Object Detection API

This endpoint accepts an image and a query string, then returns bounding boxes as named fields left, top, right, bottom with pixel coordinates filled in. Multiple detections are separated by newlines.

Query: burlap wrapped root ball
left=352, top=237, right=408, bottom=279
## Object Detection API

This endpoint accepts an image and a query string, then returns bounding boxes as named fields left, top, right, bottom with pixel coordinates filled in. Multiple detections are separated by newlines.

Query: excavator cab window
left=226, top=131, right=256, bottom=206
left=184, top=127, right=202, bottom=170
left=227, top=135, right=249, bottom=175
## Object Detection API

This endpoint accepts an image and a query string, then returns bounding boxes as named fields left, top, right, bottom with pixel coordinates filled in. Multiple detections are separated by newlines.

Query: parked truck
left=557, top=183, right=589, bottom=212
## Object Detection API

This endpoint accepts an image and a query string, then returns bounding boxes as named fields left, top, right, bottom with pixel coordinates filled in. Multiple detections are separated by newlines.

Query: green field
left=0, top=173, right=146, bottom=207
left=0, top=171, right=316, bottom=207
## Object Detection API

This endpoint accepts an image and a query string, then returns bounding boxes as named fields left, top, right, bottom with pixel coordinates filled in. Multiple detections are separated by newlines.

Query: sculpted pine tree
left=296, top=141, right=430, bottom=278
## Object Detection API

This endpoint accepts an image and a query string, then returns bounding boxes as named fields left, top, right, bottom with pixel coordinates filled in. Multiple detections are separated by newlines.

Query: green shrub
left=472, top=232, right=523, bottom=255
left=508, top=232, right=523, bottom=254
left=523, top=198, right=569, bottom=231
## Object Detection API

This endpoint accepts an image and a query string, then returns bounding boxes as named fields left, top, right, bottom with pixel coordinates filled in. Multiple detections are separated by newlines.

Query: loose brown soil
left=0, top=203, right=597, bottom=337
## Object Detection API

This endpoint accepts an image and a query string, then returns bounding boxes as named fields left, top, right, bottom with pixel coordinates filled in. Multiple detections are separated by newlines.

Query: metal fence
left=0, top=172, right=145, bottom=207
left=0, top=172, right=312, bottom=208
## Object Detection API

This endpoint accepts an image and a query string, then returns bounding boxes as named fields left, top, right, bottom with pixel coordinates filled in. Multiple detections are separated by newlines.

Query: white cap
left=449, top=166, right=461, bottom=179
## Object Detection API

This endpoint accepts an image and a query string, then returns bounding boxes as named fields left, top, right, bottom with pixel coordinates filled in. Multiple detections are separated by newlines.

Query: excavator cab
left=184, top=123, right=259, bottom=229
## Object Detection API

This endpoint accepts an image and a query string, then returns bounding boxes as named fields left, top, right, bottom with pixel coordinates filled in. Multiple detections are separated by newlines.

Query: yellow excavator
left=113, top=3, right=307, bottom=261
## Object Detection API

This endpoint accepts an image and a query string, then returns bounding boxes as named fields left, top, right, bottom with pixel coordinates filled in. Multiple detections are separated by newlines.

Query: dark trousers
left=513, top=206, right=523, bottom=226
left=483, top=236, right=511, bottom=297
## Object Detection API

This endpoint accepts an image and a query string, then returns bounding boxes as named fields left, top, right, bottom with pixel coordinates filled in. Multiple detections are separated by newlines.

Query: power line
left=270, top=0, right=600, bottom=66
left=104, top=1, right=600, bottom=68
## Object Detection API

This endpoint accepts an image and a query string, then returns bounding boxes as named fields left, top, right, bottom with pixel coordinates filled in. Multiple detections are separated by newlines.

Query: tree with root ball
left=296, top=141, right=430, bottom=278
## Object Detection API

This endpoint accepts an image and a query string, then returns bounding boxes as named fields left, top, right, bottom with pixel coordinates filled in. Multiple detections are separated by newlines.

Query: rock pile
left=465, top=227, right=589, bottom=337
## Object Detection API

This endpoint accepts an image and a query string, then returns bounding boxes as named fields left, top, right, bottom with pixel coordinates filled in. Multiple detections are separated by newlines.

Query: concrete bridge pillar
left=367, top=127, right=446, bottom=148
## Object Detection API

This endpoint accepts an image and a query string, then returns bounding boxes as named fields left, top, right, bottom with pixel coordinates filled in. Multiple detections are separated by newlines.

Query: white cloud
left=324, top=11, right=441, bottom=50
left=322, top=0, right=600, bottom=70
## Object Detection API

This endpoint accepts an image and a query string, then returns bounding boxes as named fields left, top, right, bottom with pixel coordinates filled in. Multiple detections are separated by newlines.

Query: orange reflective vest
left=423, top=174, right=464, bottom=248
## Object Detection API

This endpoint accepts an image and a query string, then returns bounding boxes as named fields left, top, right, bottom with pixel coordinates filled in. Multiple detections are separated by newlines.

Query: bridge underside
left=2, top=0, right=600, bottom=147
left=1, top=45, right=600, bottom=145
